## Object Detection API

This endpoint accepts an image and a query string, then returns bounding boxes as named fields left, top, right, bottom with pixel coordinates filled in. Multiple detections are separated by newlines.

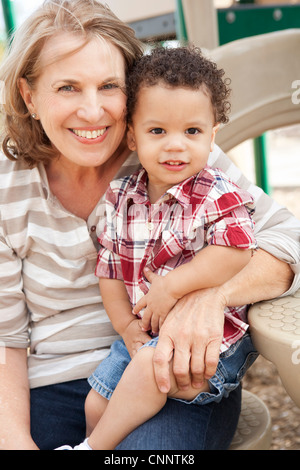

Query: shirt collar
left=127, top=168, right=149, bottom=205
left=126, top=167, right=206, bottom=208
left=166, top=167, right=207, bottom=208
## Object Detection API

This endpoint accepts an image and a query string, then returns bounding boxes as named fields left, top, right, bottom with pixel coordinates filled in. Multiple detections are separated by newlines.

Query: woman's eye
left=58, top=85, right=75, bottom=92
left=186, top=128, right=200, bottom=135
left=150, top=128, right=165, bottom=135
left=102, top=83, right=119, bottom=91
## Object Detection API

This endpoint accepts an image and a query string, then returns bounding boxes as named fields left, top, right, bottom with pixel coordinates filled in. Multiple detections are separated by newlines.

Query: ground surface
left=243, top=356, right=300, bottom=450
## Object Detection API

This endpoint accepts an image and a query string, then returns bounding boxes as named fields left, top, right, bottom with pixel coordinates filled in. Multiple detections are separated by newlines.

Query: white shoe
left=74, top=439, right=92, bottom=450
left=55, top=439, right=92, bottom=450
left=55, top=444, right=73, bottom=450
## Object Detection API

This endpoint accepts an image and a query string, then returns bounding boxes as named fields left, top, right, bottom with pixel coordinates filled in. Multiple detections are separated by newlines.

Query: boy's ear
left=210, top=123, right=220, bottom=152
left=127, top=125, right=137, bottom=151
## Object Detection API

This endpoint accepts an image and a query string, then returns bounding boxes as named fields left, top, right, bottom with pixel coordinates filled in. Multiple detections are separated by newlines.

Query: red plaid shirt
left=96, top=166, right=257, bottom=352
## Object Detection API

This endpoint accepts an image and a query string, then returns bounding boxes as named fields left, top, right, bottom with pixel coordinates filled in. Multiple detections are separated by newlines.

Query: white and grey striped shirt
left=1, top=145, right=299, bottom=388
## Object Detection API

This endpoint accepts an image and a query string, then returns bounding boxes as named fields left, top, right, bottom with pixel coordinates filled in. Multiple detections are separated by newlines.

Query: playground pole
left=1, top=0, right=16, bottom=39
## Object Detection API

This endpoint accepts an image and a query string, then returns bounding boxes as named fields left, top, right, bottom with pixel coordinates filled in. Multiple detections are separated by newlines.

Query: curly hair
left=126, top=46, right=231, bottom=125
left=0, top=0, right=143, bottom=168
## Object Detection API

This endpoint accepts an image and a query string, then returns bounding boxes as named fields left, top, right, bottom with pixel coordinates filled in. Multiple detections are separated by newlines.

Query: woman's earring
left=31, top=113, right=37, bottom=119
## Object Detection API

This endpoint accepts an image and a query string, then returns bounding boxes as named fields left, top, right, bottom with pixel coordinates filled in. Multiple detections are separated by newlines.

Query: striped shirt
left=0, top=145, right=299, bottom=388
left=96, top=166, right=257, bottom=352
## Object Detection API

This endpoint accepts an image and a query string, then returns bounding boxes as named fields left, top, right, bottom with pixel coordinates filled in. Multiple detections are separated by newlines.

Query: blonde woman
left=0, top=0, right=298, bottom=450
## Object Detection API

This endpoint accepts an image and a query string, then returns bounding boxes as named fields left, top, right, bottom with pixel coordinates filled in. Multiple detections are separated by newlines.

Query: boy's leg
left=116, top=385, right=242, bottom=450
left=85, top=389, right=109, bottom=436
left=87, top=346, right=167, bottom=450
left=87, top=345, right=210, bottom=450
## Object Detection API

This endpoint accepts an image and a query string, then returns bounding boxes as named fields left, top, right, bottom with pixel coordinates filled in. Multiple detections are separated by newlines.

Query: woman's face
left=20, top=33, right=127, bottom=168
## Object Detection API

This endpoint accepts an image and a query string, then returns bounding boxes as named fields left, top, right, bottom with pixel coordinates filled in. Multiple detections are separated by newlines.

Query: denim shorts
left=88, top=333, right=258, bottom=406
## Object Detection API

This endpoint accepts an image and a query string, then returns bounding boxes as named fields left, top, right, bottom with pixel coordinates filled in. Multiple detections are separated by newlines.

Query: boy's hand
left=133, top=268, right=178, bottom=334
left=122, top=319, right=152, bottom=358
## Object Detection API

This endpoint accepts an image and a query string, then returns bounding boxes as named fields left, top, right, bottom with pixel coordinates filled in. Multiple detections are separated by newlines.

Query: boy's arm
left=166, top=244, right=252, bottom=299
left=134, top=245, right=252, bottom=333
left=99, top=278, right=151, bottom=357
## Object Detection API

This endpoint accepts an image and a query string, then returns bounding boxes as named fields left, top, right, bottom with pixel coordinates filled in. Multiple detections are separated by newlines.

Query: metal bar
left=253, top=134, right=271, bottom=195
left=129, top=13, right=176, bottom=40
left=175, top=0, right=188, bottom=41
left=218, top=4, right=300, bottom=45
left=1, top=0, right=16, bottom=39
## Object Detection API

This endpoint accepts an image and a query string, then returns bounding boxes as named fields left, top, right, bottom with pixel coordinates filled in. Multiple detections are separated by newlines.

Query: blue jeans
left=88, top=333, right=257, bottom=406
left=30, top=379, right=241, bottom=450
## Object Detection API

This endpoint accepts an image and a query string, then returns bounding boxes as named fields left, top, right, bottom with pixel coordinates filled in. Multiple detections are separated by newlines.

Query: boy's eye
left=150, top=128, right=165, bottom=135
left=186, top=128, right=200, bottom=135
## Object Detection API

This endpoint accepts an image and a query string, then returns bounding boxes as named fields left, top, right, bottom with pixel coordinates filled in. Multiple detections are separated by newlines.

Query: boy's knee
left=126, top=346, right=156, bottom=387
left=132, top=346, right=155, bottom=370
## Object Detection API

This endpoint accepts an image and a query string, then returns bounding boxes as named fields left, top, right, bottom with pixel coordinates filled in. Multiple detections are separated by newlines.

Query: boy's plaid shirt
left=96, top=166, right=257, bottom=352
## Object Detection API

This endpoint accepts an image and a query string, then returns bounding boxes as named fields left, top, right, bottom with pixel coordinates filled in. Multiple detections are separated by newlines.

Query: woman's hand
left=152, top=287, right=226, bottom=393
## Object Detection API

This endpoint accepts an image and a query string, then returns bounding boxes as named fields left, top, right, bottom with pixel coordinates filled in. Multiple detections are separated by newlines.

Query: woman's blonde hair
left=0, top=0, right=143, bottom=167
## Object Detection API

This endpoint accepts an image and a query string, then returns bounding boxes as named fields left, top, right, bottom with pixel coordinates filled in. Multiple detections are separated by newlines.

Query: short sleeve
left=206, top=205, right=257, bottom=250
left=95, top=245, right=123, bottom=280
left=95, top=184, right=123, bottom=280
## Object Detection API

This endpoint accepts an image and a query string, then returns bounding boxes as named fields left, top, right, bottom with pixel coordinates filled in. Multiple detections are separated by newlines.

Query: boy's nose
left=164, top=135, right=186, bottom=152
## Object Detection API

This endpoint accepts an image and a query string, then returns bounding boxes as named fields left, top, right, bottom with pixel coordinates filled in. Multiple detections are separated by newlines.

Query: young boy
left=58, top=46, right=258, bottom=450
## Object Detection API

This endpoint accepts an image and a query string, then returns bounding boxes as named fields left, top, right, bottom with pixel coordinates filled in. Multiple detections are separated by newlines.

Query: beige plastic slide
left=210, top=29, right=300, bottom=151
left=249, top=293, right=300, bottom=409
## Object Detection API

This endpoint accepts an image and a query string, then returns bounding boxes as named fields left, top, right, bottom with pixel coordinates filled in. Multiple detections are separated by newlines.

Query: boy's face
left=127, top=84, right=219, bottom=201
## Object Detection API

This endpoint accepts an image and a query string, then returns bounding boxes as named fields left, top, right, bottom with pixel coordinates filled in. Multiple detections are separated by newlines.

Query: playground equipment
left=1, top=0, right=300, bottom=451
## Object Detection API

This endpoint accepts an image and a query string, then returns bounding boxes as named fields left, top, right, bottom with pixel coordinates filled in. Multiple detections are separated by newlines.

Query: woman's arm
left=0, top=347, right=38, bottom=449
left=219, top=247, right=293, bottom=306
left=152, top=248, right=293, bottom=393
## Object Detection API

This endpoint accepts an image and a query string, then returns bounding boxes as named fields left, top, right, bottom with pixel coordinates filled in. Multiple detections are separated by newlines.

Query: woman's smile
left=70, top=127, right=108, bottom=142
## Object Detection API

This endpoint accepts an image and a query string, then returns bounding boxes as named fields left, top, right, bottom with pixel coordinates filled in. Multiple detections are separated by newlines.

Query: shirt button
left=90, top=225, right=96, bottom=232
left=147, top=222, right=154, bottom=231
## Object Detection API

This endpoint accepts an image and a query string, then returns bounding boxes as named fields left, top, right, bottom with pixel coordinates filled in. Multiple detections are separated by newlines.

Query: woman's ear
left=18, top=78, right=36, bottom=116
left=210, top=123, right=220, bottom=152
left=127, top=125, right=137, bottom=151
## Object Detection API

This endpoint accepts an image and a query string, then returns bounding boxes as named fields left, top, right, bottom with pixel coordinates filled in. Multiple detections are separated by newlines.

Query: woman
left=0, top=0, right=299, bottom=450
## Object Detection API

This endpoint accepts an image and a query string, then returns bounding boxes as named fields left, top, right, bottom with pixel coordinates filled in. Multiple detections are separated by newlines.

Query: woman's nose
left=77, top=91, right=105, bottom=123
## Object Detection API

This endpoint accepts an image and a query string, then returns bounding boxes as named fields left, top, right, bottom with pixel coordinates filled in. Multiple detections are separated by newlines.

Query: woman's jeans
left=30, top=378, right=241, bottom=450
